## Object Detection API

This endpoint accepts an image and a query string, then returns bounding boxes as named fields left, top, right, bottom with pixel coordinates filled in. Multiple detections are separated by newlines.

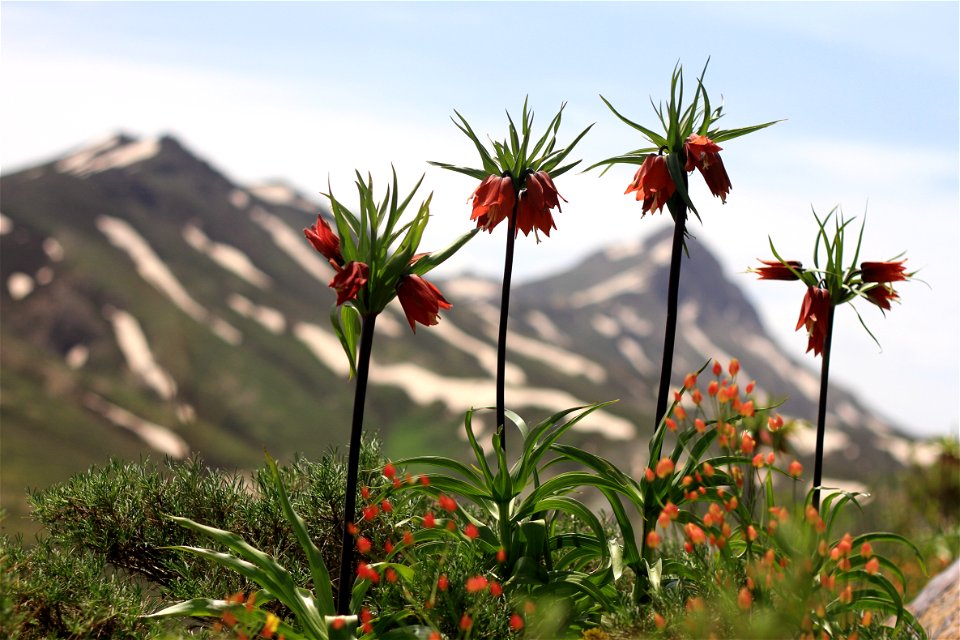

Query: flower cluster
left=753, top=209, right=915, bottom=357
left=432, top=99, right=590, bottom=242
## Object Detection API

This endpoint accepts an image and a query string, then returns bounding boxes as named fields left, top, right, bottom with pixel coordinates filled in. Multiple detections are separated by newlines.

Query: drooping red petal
left=625, top=155, right=675, bottom=215
left=860, top=260, right=907, bottom=283
left=470, top=175, right=516, bottom=232
left=304, top=215, right=343, bottom=264
left=397, top=275, right=452, bottom=332
left=754, top=259, right=803, bottom=280
left=328, top=261, right=369, bottom=305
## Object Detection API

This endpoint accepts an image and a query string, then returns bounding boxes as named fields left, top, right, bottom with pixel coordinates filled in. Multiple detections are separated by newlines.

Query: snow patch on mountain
left=96, top=215, right=243, bottom=345
left=105, top=306, right=177, bottom=400
left=250, top=206, right=333, bottom=283
left=294, top=321, right=634, bottom=439
left=612, top=306, right=654, bottom=336
left=433, top=319, right=526, bottom=384
left=229, top=189, right=251, bottom=210
left=83, top=393, right=189, bottom=459
left=7, top=273, right=34, bottom=300
left=294, top=322, right=351, bottom=377
left=604, top=238, right=645, bottom=261
left=526, top=310, right=569, bottom=345
left=679, top=301, right=735, bottom=367
left=570, top=264, right=652, bottom=308
left=494, top=328, right=606, bottom=384
left=618, top=336, right=655, bottom=375
left=57, top=136, right=160, bottom=177
left=441, top=276, right=499, bottom=301
left=228, top=294, right=286, bottom=334
left=182, top=223, right=272, bottom=289
left=249, top=182, right=318, bottom=211
left=592, top=314, right=620, bottom=338
left=740, top=333, right=820, bottom=403
left=98, top=216, right=207, bottom=321
left=792, top=425, right=851, bottom=457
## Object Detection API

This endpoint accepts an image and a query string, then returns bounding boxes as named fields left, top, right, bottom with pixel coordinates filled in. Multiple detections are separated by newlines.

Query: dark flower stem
left=812, top=304, right=836, bottom=511
left=653, top=197, right=688, bottom=432
left=495, top=199, right=520, bottom=452
left=337, top=313, right=377, bottom=615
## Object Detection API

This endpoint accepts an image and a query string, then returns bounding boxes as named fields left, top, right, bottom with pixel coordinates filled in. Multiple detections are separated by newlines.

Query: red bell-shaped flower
left=753, top=259, right=803, bottom=281
left=470, top=175, right=516, bottom=232
left=625, top=155, right=675, bottom=215
left=860, top=260, right=907, bottom=283
left=397, top=274, right=452, bottom=332
left=795, top=286, right=831, bottom=356
left=516, top=171, right=564, bottom=238
left=329, top=261, right=369, bottom=305
left=684, top=134, right=731, bottom=203
left=304, top=215, right=343, bottom=265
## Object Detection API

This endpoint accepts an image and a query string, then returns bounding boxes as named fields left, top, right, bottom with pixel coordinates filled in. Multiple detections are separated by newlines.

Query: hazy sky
left=2, top=2, right=958, bottom=439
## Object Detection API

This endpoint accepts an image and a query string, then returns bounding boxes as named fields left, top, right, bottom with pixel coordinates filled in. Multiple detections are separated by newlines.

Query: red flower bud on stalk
left=684, top=134, right=732, bottom=203
left=304, top=215, right=343, bottom=265
left=752, top=259, right=803, bottom=280
left=470, top=175, right=516, bottom=232
left=329, top=261, right=369, bottom=305
left=865, top=283, right=900, bottom=311
left=625, top=154, right=675, bottom=215
left=397, top=275, right=452, bottom=332
left=516, top=171, right=565, bottom=238
left=861, top=260, right=907, bottom=282
left=796, top=286, right=831, bottom=356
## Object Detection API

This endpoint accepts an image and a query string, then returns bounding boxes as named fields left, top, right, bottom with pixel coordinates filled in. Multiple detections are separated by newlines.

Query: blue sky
left=2, top=2, right=958, bottom=439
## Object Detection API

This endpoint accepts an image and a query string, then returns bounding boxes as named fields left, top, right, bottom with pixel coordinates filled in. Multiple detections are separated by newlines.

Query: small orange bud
left=644, top=467, right=655, bottom=482
left=865, top=557, right=880, bottom=575
left=789, top=460, right=804, bottom=477
left=737, top=586, right=752, bottom=610
left=712, top=361, right=723, bottom=376
left=692, top=389, right=703, bottom=404
left=695, top=418, right=707, bottom=433
left=740, top=400, right=755, bottom=417
left=654, top=612, right=666, bottom=629
left=656, top=457, right=675, bottom=478
left=729, top=359, right=740, bottom=376
left=684, top=373, right=698, bottom=389
left=646, top=530, right=661, bottom=547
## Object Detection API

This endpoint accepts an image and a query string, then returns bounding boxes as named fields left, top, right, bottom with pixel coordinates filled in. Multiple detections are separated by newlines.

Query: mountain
left=0, top=134, right=933, bottom=532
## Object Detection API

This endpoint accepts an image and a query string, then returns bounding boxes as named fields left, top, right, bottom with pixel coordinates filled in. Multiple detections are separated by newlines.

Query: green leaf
left=331, top=304, right=362, bottom=378
left=598, top=95, right=667, bottom=148
left=266, top=455, right=336, bottom=617
left=409, top=228, right=479, bottom=276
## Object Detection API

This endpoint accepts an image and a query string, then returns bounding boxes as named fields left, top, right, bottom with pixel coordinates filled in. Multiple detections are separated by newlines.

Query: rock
left=908, top=558, right=960, bottom=639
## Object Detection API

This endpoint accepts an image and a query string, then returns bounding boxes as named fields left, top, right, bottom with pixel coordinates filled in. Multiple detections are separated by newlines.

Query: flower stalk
left=812, top=304, right=835, bottom=511
left=591, top=61, right=777, bottom=433
left=495, top=200, right=520, bottom=447
left=654, top=178, right=688, bottom=431
left=337, top=312, right=377, bottom=614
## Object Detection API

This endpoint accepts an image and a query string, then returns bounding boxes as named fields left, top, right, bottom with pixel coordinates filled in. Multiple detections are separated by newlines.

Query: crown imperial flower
left=329, top=261, right=369, bottom=305
left=471, top=175, right=516, bottom=232
left=684, top=134, right=732, bottom=203
left=397, top=275, right=452, bottom=332
left=796, top=286, right=831, bottom=356
left=861, top=260, right=907, bottom=283
left=304, top=215, right=343, bottom=265
left=516, top=171, right=565, bottom=238
left=753, top=259, right=803, bottom=280
left=625, top=155, right=675, bottom=215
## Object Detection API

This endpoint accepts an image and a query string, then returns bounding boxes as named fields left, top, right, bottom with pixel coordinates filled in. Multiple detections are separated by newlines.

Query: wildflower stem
left=337, top=312, right=377, bottom=614
left=495, top=200, right=519, bottom=451
left=654, top=198, right=688, bottom=432
left=812, top=304, right=835, bottom=511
